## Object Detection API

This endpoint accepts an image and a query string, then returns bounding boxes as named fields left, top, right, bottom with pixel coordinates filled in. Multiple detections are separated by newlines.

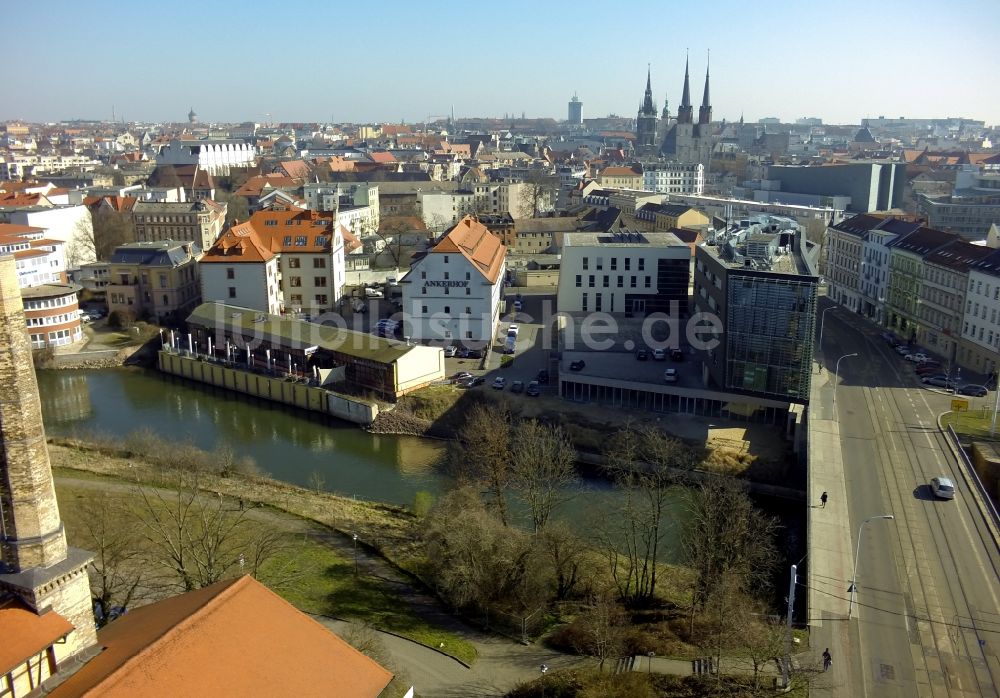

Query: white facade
left=0, top=153, right=102, bottom=179
left=557, top=232, right=690, bottom=314
left=278, top=239, right=346, bottom=313
left=154, top=138, right=256, bottom=175
left=0, top=228, right=67, bottom=287
left=201, top=259, right=282, bottom=315
left=960, top=267, right=1000, bottom=374
left=860, top=228, right=897, bottom=323
left=420, top=190, right=477, bottom=230
left=6, top=205, right=95, bottom=266
left=642, top=162, right=705, bottom=195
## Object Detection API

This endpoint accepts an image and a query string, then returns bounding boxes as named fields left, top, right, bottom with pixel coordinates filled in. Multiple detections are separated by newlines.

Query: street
left=816, top=303, right=1000, bottom=697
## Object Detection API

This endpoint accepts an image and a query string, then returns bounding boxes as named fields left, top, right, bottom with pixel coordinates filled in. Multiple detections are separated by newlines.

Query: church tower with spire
left=699, top=56, right=712, bottom=126
left=0, top=254, right=97, bottom=676
left=660, top=52, right=714, bottom=169
left=635, top=66, right=659, bottom=156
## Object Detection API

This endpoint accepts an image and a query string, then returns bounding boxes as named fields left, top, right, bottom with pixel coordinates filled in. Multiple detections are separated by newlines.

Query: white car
left=513, top=300, right=523, bottom=311
left=930, top=476, right=955, bottom=500
left=905, top=353, right=929, bottom=363
left=508, top=324, right=519, bottom=336
left=492, top=377, right=506, bottom=390
left=443, top=346, right=457, bottom=358
left=653, top=348, right=666, bottom=361
left=663, top=368, right=678, bottom=383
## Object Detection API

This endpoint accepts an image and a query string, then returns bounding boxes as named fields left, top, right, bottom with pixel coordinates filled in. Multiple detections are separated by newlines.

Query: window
left=295, top=236, right=307, bottom=246
left=466, top=287, right=471, bottom=295
left=630, top=276, right=637, bottom=288
left=226, top=268, right=234, bottom=279
left=603, top=275, right=609, bottom=287
left=595, top=293, right=602, bottom=311
left=314, top=236, right=328, bottom=247
left=625, top=258, right=631, bottom=271
left=617, top=275, right=624, bottom=288
left=576, top=274, right=582, bottom=287
left=313, top=258, right=326, bottom=268
left=315, top=276, right=327, bottom=287
left=582, top=293, right=588, bottom=311
left=291, top=294, right=302, bottom=304
left=316, top=294, right=328, bottom=305
left=290, top=276, right=302, bottom=287
left=159, top=274, right=167, bottom=288
left=444, top=255, right=449, bottom=263
left=582, top=257, right=589, bottom=270
left=645, top=276, right=651, bottom=288
left=444, top=272, right=450, bottom=280
left=465, top=307, right=471, bottom=314
left=228, top=287, right=236, bottom=298
left=588, top=275, right=595, bottom=288
left=422, top=287, right=427, bottom=295
left=421, top=271, right=426, bottom=279
left=288, top=258, right=300, bottom=268
left=638, top=259, right=645, bottom=271
left=444, top=306, right=450, bottom=313
left=596, top=257, right=603, bottom=270
left=163, top=294, right=169, bottom=305
left=422, top=305, right=428, bottom=313
left=611, top=257, right=617, bottom=270
left=466, top=272, right=471, bottom=280
left=283, top=235, right=292, bottom=246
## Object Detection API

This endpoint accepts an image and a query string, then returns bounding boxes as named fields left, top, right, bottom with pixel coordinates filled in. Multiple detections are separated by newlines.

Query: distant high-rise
left=188, top=107, right=198, bottom=124
left=568, top=93, right=583, bottom=125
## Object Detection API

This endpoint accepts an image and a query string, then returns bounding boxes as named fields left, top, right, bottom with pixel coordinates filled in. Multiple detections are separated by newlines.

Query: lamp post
left=848, top=515, right=894, bottom=619
left=352, top=533, right=359, bottom=576
left=833, top=352, right=858, bottom=413
left=818, top=306, right=837, bottom=355
left=647, top=651, right=655, bottom=674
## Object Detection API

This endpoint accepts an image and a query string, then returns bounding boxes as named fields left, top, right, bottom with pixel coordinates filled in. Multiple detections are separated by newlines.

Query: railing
left=160, top=345, right=318, bottom=386
left=947, top=424, right=1000, bottom=531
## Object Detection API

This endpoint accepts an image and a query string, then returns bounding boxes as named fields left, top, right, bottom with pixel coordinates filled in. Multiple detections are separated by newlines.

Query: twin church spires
left=673, top=52, right=711, bottom=125
left=635, top=53, right=714, bottom=164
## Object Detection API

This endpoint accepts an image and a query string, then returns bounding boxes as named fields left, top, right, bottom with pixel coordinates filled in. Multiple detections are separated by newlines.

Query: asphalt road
left=819, top=305, right=1000, bottom=697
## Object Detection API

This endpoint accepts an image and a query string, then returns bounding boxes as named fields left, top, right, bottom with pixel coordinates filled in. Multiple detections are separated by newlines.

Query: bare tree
left=86, top=208, right=136, bottom=261
left=536, top=521, right=587, bottom=601
left=516, top=169, right=558, bottom=219
left=510, top=420, right=577, bottom=532
left=454, top=402, right=513, bottom=525
left=572, top=593, right=627, bottom=671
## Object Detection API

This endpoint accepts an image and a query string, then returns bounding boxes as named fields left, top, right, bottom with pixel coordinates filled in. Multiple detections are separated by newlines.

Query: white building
left=153, top=138, right=256, bottom=176
left=303, top=183, right=380, bottom=223
left=960, top=262, right=1000, bottom=375
left=200, top=224, right=283, bottom=315
left=642, top=162, right=705, bottom=195
left=557, top=230, right=690, bottom=315
left=2, top=204, right=95, bottom=266
left=401, top=216, right=506, bottom=345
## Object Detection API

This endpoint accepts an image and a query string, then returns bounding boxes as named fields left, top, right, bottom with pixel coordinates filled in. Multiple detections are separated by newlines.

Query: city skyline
left=4, top=0, right=1000, bottom=127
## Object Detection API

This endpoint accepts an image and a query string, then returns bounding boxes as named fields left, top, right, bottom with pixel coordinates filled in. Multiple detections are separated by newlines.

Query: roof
left=201, top=222, right=276, bottom=264
left=235, top=175, right=301, bottom=198
left=563, top=230, right=688, bottom=248
left=19, top=282, right=82, bottom=299
left=0, top=598, right=74, bottom=676
left=248, top=209, right=337, bottom=253
left=888, top=226, right=959, bottom=256
left=110, top=240, right=200, bottom=267
left=599, top=166, right=641, bottom=177
left=924, top=240, right=1000, bottom=272
left=644, top=202, right=696, bottom=217
left=132, top=200, right=223, bottom=215
left=48, top=576, right=393, bottom=698
left=668, top=227, right=703, bottom=243
left=429, top=216, right=506, bottom=283
left=187, top=303, right=415, bottom=365
left=831, top=214, right=884, bottom=237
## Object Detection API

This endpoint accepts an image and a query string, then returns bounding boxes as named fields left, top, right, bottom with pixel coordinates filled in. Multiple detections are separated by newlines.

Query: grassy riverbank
left=49, top=437, right=478, bottom=665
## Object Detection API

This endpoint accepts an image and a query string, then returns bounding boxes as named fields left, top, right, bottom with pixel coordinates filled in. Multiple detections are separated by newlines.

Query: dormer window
left=315, top=236, right=328, bottom=247
left=295, top=236, right=307, bottom=246
left=283, top=236, right=292, bottom=246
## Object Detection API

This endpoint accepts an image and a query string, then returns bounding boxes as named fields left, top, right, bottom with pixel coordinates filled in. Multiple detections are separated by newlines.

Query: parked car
left=444, top=346, right=457, bottom=358
left=663, top=368, right=678, bottom=383
left=958, top=384, right=988, bottom=397
left=652, top=348, right=666, bottom=361
left=536, top=369, right=549, bottom=384
left=922, top=376, right=955, bottom=389
left=915, top=364, right=943, bottom=375
left=905, top=353, right=929, bottom=363
left=508, top=324, right=519, bottom=336
left=895, top=345, right=912, bottom=355
left=456, top=347, right=471, bottom=358
left=511, top=380, right=524, bottom=394
left=670, top=349, right=685, bottom=362
left=452, top=372, right=472, bottom=382
left=635, top=348, right=649, bottom=361
left=930, top=476, right=956, bottom=500
left=364, top=287, right=384, bottom=298
left=79, top=312, right=93, bottom=323
left=492, top=377, right=506, bottom=390
left=513, top=300, right=523, bottom=312
left=467, top=349, right=483, bottom=359
left=386, top=276, right=399, bottom=287
left=468, top=376, right=486, bottom=387
left=526, top=381, right=540, bottom=396
left=569, top=360, right=586, bottom=371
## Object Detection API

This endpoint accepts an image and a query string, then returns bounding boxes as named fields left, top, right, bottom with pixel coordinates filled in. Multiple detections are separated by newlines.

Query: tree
left=510, top=420, right=577, bottom=532
left=130, top=473, right=288, bottom=593
left=454, top=402, right=513, bottom=525
left=517, top=169, right=558, bottom=219
left=572, top=593, right=627, bottom=671
left=537, top=521, right=587, bottom=601
left=89, top=208, right=137, bottom=261
left=215, top=190, right=249, bottom=226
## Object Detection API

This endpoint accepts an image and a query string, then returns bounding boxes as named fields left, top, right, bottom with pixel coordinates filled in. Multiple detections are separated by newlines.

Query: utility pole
left=781, top=564, right=797, bottom=688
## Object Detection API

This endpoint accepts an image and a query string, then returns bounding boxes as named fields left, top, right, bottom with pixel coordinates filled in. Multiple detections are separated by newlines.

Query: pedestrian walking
left=822, top=648, right=832, bottom=672
left=820, top=491, right=828, bottom=508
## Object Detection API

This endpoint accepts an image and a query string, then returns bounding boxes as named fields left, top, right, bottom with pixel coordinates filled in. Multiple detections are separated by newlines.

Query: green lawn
left=262, top=536, right=478, bottom=665
left=941, top=409, right=1000, bottom=441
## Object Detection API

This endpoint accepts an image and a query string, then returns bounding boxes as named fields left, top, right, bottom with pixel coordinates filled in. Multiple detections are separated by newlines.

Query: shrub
left=107, top=309, right=135, bottom=329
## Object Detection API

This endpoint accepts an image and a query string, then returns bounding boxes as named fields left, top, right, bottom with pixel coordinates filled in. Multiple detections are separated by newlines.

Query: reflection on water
left=36, top=368, right=447, bottom=507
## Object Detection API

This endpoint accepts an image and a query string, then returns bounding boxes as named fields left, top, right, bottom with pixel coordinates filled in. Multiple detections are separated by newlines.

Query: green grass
left=263, top=537, right=478, bottom=665
left=941, top=409, right=1000, bottom=440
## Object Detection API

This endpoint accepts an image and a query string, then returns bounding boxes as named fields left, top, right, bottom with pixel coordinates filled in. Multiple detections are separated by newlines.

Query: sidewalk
left=806, top=365, right=859, bottom=696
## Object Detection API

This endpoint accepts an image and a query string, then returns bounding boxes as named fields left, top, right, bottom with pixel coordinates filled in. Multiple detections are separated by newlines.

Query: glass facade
left=724, top=273, right=816, bottom=401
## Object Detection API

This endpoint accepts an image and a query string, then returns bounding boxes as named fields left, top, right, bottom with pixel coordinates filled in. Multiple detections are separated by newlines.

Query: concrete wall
left=514, top=269, right=560, bottom=286
left=158, top=351, right=378, bottom=425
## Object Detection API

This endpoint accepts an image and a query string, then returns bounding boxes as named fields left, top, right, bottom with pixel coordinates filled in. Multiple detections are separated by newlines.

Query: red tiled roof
left=200, top=222, right=276, bottom=263
left=431, top=215, right=506, bottom=283
left=47, top=576, right=393, bottom=698
left=0, top=599, right=74, bottom=676
left=234, top=175, right=301, bottom=197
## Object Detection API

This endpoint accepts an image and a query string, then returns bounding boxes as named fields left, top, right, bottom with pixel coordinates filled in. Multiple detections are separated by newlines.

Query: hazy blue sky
left=5, top=0, right=998, bottom=126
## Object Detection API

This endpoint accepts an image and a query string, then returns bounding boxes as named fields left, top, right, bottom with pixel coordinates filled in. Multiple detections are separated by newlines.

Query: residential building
left=596, top=166, right=643, bottom=190
left=133, top=200, right=226, bottom=252
left=636, top=202, right=710, bottom=231
left=303, top=182, right=380, bottom=223
left=768, top=162, right=906, bottom=213
left=200, top=224, right=282, bottom=314
left=511, top=217, right=579, bottom=253
left=557, top=230, right=690, bottom=315
left=960, top=260, right=1000, bottom=374
left=642, top=162, right=704, bottom=195
left=920, top=196, right=1000, bottom=240
left=401, top=216, right=506, bottom=345
left=693, top=228, right=819, bottom=403
left=885, top=227, right=959, bottom=339
left=153, top=137, right=256, bottom=175
left=0, top=223, right=67, bottom=288
left=0, top=204, right=94, bottom=266
left=860, top=218, right=921, bottom=323
left=826, top=215, right=877, bottom=313
left=106, top=241, right=202, bottom=324
left=917, top=241, right=999, bottom=361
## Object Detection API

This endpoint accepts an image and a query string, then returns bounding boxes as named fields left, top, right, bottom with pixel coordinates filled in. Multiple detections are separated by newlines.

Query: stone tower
left=635, top=67, right=659, bottom=156
left=0, top=254, right=97, bottom=660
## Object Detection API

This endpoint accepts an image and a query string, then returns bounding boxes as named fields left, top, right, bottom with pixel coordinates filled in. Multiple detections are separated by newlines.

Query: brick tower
left=0, top=254, right=97, bottom=660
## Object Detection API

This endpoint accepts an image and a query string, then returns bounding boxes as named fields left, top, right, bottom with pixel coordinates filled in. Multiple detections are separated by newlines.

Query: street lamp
left=848, top=514, right=894, bottom=619
left=833, top=353, right=858, bottom=413
left=647, top=651, right=655, bottom=674
left=352, top=533, right=359, bottom=576
left=818, top=306, right=838, bottom=355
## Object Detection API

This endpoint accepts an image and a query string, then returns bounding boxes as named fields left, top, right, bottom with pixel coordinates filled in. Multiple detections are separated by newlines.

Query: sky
left=5, top=0, right=999, bottom=127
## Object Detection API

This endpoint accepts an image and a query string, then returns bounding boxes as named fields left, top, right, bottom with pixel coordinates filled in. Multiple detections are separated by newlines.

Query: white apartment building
left=153, top=138, right=257, bottom=176
left=303, top=183, right=380, bottom=223
left=557, top=230, right=690, bottom=315
left=419, top=182, right=533, bottom=230
left=959, top=261, right=1000, bottom=375
left=0, top=224, right=67, bottom=287
left=200, top=224, right=283, bottom=315
left=401, top=216, right=506, bottom=344
left=2, top=204, right=95, bottom=266
left=642, top=162, right=705, bottom=195
left=0, top=154, right=102, bottom=180
left=860, top=222, right=915, bottom=323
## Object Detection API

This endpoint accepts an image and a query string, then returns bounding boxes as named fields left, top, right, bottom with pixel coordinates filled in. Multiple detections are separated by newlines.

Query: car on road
left=915, top=360, right=941, bottom=371
left=526, top=380, right=540, bottom=396
left=670, top=349, right=685, bottom=361
left=444, top=346, right=457, bottom=358
left=635, top=348, right=649, bottom=361
left=364, top=287, right=384, bottom=298
left=536, top=369, right=549, bottom=384
left=922, top=376, right=955, bottom=389
left=905, top=353, right=930, bottom=363
left=652, top=348, right=666, bottom=361
left=957, top=384, right=988, bottom=397
left=569, top=360, right=585, bottom=371
left=469, top=376, right=485, bottom=387
left=452, top=372, right=472, bottom=382
left=513, top=300, right=523, bottom=312
left=663, top=368, right=678, bottom=383
left=492, top=377, right=506, bottom=390
left=895, top=344, right=912, bottom=355
left=930, top=476, right=956, bottom=500
left=511, top=380, right=524, bottom=394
